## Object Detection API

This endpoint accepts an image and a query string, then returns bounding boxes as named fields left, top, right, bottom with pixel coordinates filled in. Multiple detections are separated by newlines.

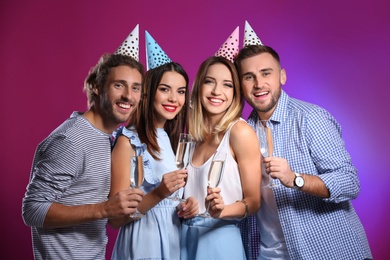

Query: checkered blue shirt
left=244, top=91, right=372, bottom=259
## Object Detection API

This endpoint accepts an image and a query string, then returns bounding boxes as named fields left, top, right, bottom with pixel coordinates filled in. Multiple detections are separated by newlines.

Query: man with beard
left=22, top=53, right=145, bottom=260
left=235, top=43, right=372, bottom=259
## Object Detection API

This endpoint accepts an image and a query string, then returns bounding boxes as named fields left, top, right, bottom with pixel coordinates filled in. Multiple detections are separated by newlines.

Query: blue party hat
left=145, top=31, right=172, bottom=70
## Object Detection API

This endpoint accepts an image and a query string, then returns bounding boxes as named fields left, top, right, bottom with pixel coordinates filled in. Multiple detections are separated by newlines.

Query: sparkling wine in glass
left=129, top=146, right=144, bottom=218
left=198, top=151, right=226, bottom=218
left=170, top=133, right=193, bottom=201
left=257, top=120, right=279, bottom=188
left=175, top=133, right=193, bottom=169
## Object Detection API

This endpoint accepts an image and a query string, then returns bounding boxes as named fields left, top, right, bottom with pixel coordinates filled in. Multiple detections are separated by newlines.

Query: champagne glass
left=170, top=133, right=193, bottom=201
left=129, top=146, right=144, bottom=218
left=257, top=120, right=279, bottom=188
left=198, top=151, right=226, bottom=218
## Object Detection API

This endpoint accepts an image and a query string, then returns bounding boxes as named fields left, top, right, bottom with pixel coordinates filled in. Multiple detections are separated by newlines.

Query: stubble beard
left=100, top=91, right=132, bottom=125
left=252, top=87, right=281, bottom=114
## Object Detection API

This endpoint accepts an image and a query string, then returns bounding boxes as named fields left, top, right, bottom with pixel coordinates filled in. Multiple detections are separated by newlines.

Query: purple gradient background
left=1, top=0, right=389, bottom=259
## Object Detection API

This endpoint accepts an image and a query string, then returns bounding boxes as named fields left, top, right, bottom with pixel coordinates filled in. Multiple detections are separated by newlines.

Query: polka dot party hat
left=145, top=30, right=172, bottom=70
left=243, top=20, right=263, bottom=47
left=115, top=24, right=140, bottom=61
left=215, top=26, right=239, bottom=63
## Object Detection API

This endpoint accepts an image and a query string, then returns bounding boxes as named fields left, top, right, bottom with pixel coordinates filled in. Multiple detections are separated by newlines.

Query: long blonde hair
left=189, top=56, right=243, bottom=143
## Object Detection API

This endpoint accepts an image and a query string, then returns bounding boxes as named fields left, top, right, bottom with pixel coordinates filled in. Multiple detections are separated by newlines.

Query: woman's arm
left=220, top=121, right=261, bottom=218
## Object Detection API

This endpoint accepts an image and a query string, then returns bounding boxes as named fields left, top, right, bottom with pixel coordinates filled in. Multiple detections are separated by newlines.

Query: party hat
left=145, top=31, right=172, bottom=70
left=215, top=26, right=239, bottom=63
left=115, top=24, right=139, bottom=61
left=243, top=20, right=263, bottom=47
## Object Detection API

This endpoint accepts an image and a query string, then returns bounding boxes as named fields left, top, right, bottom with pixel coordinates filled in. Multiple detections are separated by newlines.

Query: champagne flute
left=129, top=146, right=144, bottom=218
left=257, top=120, right=279, bottom=188
left=198, top=151, right=226, bottom=218
left=170, top=133, right=193, bottom=201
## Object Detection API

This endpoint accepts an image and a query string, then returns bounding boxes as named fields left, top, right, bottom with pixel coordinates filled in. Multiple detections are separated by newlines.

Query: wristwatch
left=293, top=172, right=305, bottom=189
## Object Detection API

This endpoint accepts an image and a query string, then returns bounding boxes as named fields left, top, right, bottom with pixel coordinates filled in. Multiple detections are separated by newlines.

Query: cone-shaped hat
left=243, top=21, right=263, bottom=47
left=115, top=24, right=140, bottom=61
left=215, top=26, right=239, bottom=63
left=145, top=31, right=172, bottom=70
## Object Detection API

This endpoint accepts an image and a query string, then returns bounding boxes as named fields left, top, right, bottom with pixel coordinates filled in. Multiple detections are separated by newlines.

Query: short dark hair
left=235, top=45, right=281, bottom=73
left=84, top=54, right=144, bottom=108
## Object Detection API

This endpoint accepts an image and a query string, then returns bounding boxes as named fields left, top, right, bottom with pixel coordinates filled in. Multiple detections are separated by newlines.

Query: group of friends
left=22, top=21, right=372, bottom=260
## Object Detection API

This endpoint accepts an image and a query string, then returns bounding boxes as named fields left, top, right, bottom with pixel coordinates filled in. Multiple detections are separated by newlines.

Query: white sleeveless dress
left=180, top=119, right=247, bottom=260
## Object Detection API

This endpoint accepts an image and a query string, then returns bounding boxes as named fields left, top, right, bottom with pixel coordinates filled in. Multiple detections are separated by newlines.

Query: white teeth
left=254, top=91, right=268, bottom=97
left=118, top=103, right=130, bottom=109
left=209, top=98, right=223, bottom=103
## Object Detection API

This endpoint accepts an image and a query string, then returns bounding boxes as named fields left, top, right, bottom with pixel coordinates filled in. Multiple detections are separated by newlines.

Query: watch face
left=295, top=176, right=304, bottom=187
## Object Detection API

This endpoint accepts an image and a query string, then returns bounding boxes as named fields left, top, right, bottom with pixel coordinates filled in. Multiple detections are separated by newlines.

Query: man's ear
left=93, top=86, right=99, bottom=95
left=280, top=68, right=287, bottom=85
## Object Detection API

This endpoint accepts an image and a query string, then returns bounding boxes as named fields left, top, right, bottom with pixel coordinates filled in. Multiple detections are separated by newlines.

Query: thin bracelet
left=236, top=200, right=249, bottom=219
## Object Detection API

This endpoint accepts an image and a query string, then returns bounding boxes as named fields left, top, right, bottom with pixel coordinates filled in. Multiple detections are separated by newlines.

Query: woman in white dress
left=109, top=61, right=198, bottom=260
left=180, top=56, right=262, bottom=260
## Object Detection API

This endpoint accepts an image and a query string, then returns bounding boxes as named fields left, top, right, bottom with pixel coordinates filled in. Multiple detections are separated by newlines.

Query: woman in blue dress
left=109, top=60, right=199, bottom=260
left=180, top=56, right=261, bottom=260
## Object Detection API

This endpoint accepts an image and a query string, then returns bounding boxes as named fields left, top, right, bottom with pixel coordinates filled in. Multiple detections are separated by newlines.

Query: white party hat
left=115, top=24, right=139, bottom=61
left=243, top=20, right=263, bottom=47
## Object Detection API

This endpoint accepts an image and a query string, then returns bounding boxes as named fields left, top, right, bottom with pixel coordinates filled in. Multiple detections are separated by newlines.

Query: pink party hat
left=145, top=31, right=172, bottom=70
left=215, top=26, right=239, bottom=63
left=243, top=20, right=263, bottom=47
left=115, top=24, right=140, bottom=61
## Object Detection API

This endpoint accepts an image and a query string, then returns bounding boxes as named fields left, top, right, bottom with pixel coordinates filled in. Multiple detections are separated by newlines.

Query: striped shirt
left=22, top=112, right=112, bottom=260
left=246, top=91, right=372, bottom=260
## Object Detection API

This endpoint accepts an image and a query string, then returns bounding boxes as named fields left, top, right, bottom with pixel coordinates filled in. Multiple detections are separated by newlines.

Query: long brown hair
left=128, top=62, right=189, bottom=160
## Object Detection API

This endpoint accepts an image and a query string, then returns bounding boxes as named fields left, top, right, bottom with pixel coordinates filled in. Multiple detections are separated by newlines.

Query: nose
left=254, top=77, right=262, bottom=89
left=121, top=86, right=134, bottom=102
left=211, top=83, right=222, bottom=95
left=168, top=91, right=177, bottom=102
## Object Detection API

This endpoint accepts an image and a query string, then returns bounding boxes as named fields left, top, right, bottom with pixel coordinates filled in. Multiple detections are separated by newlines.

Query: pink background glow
left=1, top=0, right=389, bottom=258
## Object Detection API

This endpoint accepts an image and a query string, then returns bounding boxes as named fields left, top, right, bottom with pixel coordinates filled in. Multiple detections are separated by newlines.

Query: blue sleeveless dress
left=111, top=126, right=181, bottom=260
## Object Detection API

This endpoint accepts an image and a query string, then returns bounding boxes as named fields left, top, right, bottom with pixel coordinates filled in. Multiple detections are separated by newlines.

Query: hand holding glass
left=198, top=151, right=226, bottom=218
left=257, top=120, right=279, bottom=188
left=129, top=146, right=144, bottom=218
left=170, top=133, right=193, bottom=201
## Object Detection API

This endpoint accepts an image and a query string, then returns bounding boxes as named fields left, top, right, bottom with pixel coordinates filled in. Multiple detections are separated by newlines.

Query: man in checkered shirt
left=235, top=44, right=372, bottom=260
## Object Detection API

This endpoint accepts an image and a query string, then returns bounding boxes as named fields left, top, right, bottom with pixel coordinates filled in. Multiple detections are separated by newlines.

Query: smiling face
left=153, top=71, right=187, bottom=128
left=99, top=65, right=142, bottom=125
left=200, top=63, right=234, bottom=121
left=239, top=52, right=286, bottom=120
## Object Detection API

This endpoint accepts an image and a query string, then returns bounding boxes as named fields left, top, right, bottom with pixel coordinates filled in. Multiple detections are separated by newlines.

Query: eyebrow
left=205, top=76, right=232, bottom=83
left=110, top=79, right=128, bottom=87
left=110, top=80, right=142, bottom=88
left=242, top=68, right=273, bottom=76
left=159, top=83, right=171, bottom=88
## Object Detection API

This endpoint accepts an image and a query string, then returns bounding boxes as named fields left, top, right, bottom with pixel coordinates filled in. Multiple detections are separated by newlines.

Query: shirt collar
left=247, top=90, right=290, bottom=126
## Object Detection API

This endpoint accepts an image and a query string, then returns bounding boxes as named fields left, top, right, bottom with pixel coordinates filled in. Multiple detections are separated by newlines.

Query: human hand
left=177, top=196, right=199, bottom=219
left=103, top=188, right=144, bottom=219
left=206, top=187, right=224, bottom=218
left=158, top=169, right=187, bottom=198
left=263, top=156, right=295, bottom=188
